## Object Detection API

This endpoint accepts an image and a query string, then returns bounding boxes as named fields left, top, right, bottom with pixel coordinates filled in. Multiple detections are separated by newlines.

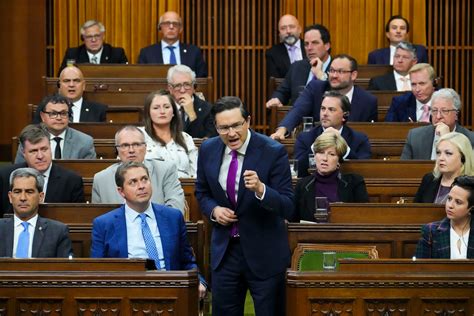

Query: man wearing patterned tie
left=17, top=94, right=96, bottom=163
left=138, top=11, right=208, bottom=77
left=385, top=63, right=437, bottom=122
left=90, top=161, right=207, bottom=299
left=368, top=41, right=418, bottom=91
left=0, top=168, right=73, bottom=258
left=195, top=96, right=294, bottom=315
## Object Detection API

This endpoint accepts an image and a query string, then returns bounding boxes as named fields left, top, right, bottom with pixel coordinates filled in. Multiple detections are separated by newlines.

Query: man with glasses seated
left=271, top=54, right=377, bottom=140
left=92, top=125, right=185, bottom=214
left=58, top=20, right=128, bottom=74
left=401, top=88, right=474, bottom=160
left=368, top=42, right=418, bottom=91
left=167, top=65, right=216, bottom=138
left=17, top=94, right=96, bottom=163
left=385, top=63, right=437, bottom=122
left=138, top=11, right=208, bottom=78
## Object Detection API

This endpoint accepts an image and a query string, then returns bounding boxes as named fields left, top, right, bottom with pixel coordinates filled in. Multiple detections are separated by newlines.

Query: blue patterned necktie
left=167, top=46, right=177, bottom=64
left=16, top=222, right=30, bottom=258
left=139, top=213, right=161, bottom=269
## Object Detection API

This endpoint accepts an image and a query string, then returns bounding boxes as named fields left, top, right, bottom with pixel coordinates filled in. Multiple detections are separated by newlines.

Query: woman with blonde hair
left=414, top=132, right=474, bottom=203
left=140, top=90, right=197, bottom=178
left=293, top=132, right=369, bottom=222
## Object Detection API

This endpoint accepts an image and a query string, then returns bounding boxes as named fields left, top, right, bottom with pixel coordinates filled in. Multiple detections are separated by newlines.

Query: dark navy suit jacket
left=368, top=72, right=397, bottom=90
left=91, top=203, right=199, bottom=272
left=271, top=59, right=312, bottom=105
left=265, top=41, right=306, bottom=78
left=279, top=80, right=378, bottom=132
left=185, top=96, right=217, bottom=138
left=294, top=125, right=371, bottom=177
left=138, top=42, right=208, bottom=77
left=384, top=92, right=417, bottom=122
left=368, top=45, right=428, bottom=64
left=59, top=43, right=128, bottom=74
left=195, top=131, right=294, bottom=279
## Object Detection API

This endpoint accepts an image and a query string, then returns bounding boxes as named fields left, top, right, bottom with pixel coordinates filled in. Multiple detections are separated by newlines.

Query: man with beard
left=265, top=14, right=305, bottom=79
left=271, top=54, right=377, bottom=140
left=266, top=24, right=332, bottom=108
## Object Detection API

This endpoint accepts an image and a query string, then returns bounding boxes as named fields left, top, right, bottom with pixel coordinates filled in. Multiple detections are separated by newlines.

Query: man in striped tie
left=0, top=168, right=72, bottom=258
left=90, top=161, right=207, bottom=299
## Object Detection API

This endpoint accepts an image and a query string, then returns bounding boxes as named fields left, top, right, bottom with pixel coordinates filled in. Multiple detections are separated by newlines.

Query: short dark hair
left=385, top=15, right=410, bottom=33
left=322, top=90, right=351, bottom=113
left=452, top=175, right=474, bottom=210
left=212, top=96, right=249, bottom=120
left=304, top=24, right=331, bottom=44
left=37, top=94, right=73, bottom=115
left=9, top=167, right=44, bottom=192
left=19, top=124, right=50, bottom=149
left=329, top=54, right=358, bottom=72
left=115, top=161, right=149, bottom=188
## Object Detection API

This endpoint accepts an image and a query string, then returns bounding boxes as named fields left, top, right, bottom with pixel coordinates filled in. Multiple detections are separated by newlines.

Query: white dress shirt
left=49, top=129, right=67, bottom=159
left=71, top=97, right=84, bottom=122
left=450, top=226, right=469, bottom=259
left=87, top=47, right=103, bottom=64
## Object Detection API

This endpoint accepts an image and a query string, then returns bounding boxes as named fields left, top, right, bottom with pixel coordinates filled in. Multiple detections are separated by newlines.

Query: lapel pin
left=39, top=226, right=42, bottom=231
left=106, top=56, right=109, bottom=60
left=184, top=49, right=187, bottom=53
left=85, top=108, right=90, bottom=112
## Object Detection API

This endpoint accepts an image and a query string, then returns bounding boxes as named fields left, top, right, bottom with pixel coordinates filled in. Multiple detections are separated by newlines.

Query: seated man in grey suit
left=401, top=88, right=474, bottom=159
left=0, top=168, right=73, bottom=258
left=17, top=94, right=96, bottom=163
left=368, top=41, right=418, bottom=91
left=92, top=125, right=185, bottom=214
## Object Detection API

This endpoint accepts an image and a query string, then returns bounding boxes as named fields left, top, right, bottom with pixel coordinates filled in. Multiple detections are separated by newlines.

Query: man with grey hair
left=59, top=19, right=128, bottom=72
left=368, top=41, right=418, bottom=91
left=0, top=125, right=84, bottom=217
left=167, top=65, right=216, bottom=138
left=138, top=11, right=208, bottom=77
left=0, top=168, right=73, bottom=258
left=92, top=125, right=185, bottom=213
left=401, top=88, right=474, bottom=159
left=385, top=63, right=437, bottom=122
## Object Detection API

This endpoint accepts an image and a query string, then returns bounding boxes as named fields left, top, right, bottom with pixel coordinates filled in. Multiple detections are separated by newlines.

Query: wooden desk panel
left=78, top=64, right=172, bottom=78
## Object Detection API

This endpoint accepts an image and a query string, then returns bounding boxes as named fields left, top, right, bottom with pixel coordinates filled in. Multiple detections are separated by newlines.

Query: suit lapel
left=179, top=44, right=188, bottom=66
left=208, top=139, right=229, bottom=204
left=32, top=217, right=47, bottom=257
left=435, top=218, right=451, bottom=258
left=153, top=204, right=171, bottom=270
left=100, top=44, right=112, bottom=63
left=277, top=43, right=291, bottom=72
left=62, top=128, right=73, bottom=158
left=78, top=46, right=90, bottom=63
left=4, top=219, right=14, bottom=257
left=113, top=206, right=129, bottom=258
left=382, top=48, right=390, bottom=64
left=44, top=164, right=60, bottom=202
left=80, top=101, right=93, bottom=121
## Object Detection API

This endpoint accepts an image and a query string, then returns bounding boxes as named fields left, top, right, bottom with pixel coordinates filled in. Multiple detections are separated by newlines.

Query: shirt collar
left=14, top=213, right=38, bottom=229
left=344, top=86, right=355, bottom=102
left=50, top=129, right=67, bottom=140
left=124, top=202, right=154, bottom=222
left=284, top=39, right=301, bottom=50
left=73, top=97, right=83, bottom=107
left=161, top=40, right=180, bottom=48
left=41, top=163, right=53, bottom=179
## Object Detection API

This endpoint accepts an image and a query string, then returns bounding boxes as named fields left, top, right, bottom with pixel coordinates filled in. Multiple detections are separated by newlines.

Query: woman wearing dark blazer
left=293, top=132, right=369, bottom=222
left=415, top=175, right=474, bottom=259
left=414, top=132, right=474, bottom=203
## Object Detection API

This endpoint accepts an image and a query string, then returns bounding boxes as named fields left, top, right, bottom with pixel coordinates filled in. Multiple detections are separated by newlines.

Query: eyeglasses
left=160, top=21, right=181, bottom=28
left=328, top=68, right=353, bottom=75
left=430, top=108, right=458, bottom=116
left=83, top=34, right=102, bottom=41
left=169, top=82, right=193, bottom=91
left=115, top=142, right=146, bottom=150
left=215, top=120, right=247, bottom=134
left=394, top=54, right=413, bottom=61
left=42, top=111, right=69, bottom=119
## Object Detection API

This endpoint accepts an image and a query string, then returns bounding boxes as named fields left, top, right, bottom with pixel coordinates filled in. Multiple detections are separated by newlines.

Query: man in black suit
left=0, top=125, right=84, bottom=217
left=0, top=168, right=72, bottom=258
left=265, top=14, right=305, bottom=78
left=138, top=11, right=208, bottom=78
left=34, top=66, right=107, bottom=123
left=59, top=20, right=128, bottom=73
left=368, top=41, right=418, bottom=91
left=367, top=15, right=428, bottom=65
left=167, top=65, right=216, bottom=138
left=266, top=24, right=332, bottom=108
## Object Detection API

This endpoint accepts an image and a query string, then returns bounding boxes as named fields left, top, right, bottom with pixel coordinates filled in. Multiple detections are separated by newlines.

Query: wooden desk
left=0, top=258, right=198, bottom=315
left=78, top=64, right=172, bottom=78
left=45, top=77, right=214, bottom=104
left=286, top=260, right=474, bottom=315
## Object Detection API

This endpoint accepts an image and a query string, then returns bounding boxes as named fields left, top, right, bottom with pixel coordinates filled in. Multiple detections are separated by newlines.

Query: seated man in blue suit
left=368, top=15, right=428, bottom=65
left=266, top=24, right=332, bottom=108
left=58, top=20, right=128, bottom=74
left=368, top=41, right=418, bottom=91
left=138, top=11, right=208, bottom=78
left=271, top=54, right=378, bottom=140
left=295, top=91, right=371, bottom=177
left=91, top=161, right=207, bottom=299
left=17, top=94, right=96, bottom=163
left=385, top=63, right=437, bottom=122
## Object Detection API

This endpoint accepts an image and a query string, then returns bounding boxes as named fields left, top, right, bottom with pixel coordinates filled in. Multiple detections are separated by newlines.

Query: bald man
left=266, top=14, right=305, bottom=78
